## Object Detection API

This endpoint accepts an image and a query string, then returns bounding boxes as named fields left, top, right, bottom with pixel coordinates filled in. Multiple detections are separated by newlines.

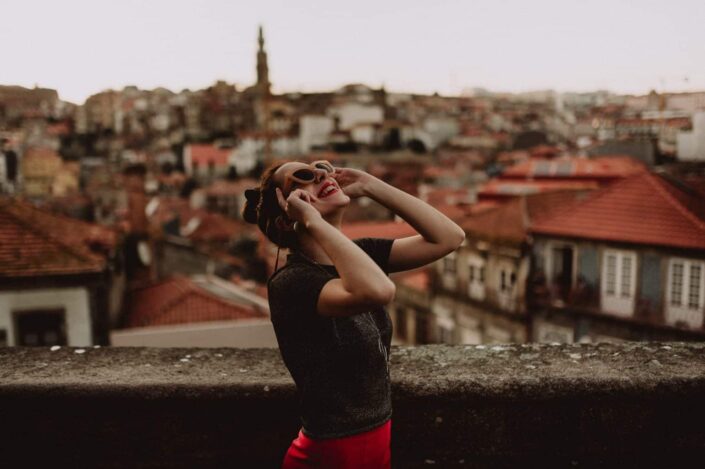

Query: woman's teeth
left=320, top=185, right=337, bottom=197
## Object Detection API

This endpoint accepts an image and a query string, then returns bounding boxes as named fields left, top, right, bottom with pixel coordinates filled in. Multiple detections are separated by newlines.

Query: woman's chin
left=315, top=193, right=350, bottom=215
left=318, top=192, right=350, bottom=206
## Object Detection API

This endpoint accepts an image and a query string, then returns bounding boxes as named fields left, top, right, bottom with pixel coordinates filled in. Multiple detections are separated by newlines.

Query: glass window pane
left=671, top=262, right=684, bottom=306
left=688, top=264, right=702, bottom=309
left=606, top=254, right=616, bottom=295
left=621, top=256, right=632, bottom=298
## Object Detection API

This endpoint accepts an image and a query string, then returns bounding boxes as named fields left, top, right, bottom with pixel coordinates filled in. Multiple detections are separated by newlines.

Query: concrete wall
left=677, top=111, right=705, bottom=161
left=3, top=344, right=705, bottom=468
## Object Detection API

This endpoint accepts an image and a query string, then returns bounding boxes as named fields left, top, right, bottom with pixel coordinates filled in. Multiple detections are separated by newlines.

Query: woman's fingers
left=275, top=187, right=287, bottom=210
left=288, top=189, right=317, bottom=205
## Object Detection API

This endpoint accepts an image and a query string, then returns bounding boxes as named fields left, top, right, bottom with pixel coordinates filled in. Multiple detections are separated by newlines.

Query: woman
left=242, top=160, right=465, bottom=469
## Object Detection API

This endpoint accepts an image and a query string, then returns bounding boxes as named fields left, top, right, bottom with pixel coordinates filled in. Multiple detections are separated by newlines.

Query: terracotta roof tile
left=501, top=156, right=645, bottom=181
left=341, top=221, right=416, bottom=240
left=478, top=179, right=599, bottom=198
left=461, top=190, right=592, bottom=244
left=187, top=144, right=231, bottom=167
left=395, top=268, right=430, bottom=292
left=531, top=172, right=705, bottom=250
left=0, top=198, right=115, bottom=277
left=125, top=276, right=267, bottom=328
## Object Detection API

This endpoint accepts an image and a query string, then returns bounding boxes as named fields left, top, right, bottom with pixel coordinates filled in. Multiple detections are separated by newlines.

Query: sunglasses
left=283, top=160, right=336, bottom=195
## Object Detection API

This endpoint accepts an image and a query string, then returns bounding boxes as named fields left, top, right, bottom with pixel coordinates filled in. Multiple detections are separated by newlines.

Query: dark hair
left=242, top=161, right=298, bottom=249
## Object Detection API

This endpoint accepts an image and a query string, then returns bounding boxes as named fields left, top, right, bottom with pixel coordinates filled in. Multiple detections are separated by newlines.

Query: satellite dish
left=145, top=197, right=160, bottom=217
left=180, top=217, right=201, bottom=237
left=137, top=241, right=152, bottom=266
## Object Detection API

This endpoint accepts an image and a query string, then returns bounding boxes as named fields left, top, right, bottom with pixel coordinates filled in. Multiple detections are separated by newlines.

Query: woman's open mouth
left=317, top=181, right=339, bottom=199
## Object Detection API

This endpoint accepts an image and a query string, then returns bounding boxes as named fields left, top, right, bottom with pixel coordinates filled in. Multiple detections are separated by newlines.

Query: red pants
left=282, top=420, right=391, bottom=469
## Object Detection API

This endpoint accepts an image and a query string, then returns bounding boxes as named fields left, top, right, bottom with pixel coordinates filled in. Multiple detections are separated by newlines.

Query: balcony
left=2, top=343, right=705, bottom=468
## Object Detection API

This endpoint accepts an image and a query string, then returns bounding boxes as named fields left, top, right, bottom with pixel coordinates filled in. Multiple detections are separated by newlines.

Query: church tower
left=256, top=25, right=271, bottom=97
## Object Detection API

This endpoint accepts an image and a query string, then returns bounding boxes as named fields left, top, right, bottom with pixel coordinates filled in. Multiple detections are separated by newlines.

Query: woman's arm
left=299, top=203, right=395, bottom=303
left=277, top=188, right=396, bottom=316
left=334, top=169, right=466, bottom=273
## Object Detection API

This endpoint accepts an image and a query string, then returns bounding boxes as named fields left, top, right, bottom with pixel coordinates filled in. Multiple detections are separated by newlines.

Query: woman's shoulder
left=267, top=259, right=332, bottom=291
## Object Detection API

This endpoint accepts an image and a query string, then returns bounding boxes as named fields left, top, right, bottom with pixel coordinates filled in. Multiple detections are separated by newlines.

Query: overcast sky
left=5, top=0, right=705, bottom=103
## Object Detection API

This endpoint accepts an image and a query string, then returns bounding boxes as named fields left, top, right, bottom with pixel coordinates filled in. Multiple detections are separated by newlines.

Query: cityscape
left=1, top=24, right=704, bottom=349
left=3, top=1, right=705, bottom=463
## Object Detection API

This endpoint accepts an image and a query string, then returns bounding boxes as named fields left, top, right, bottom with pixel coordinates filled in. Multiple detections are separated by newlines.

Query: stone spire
left=256, top=25, right=271, bottom=96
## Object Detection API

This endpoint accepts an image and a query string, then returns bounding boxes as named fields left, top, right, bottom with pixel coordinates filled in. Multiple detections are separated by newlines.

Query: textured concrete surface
left=2, top=343, right=705, bottom=468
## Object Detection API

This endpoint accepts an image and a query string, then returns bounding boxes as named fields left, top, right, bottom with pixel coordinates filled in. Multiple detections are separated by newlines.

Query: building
left=430, top=190, right=593, bottom=344
left=529, top=171, right=705, bottom=342
left=388, top=268, right=432, bottom=345
left=183, top=143, right=235, bottom=180
left=677, top=111, right=705, bottom=161
left=111, top=274, right=275, bottom=347
left=0, top=199, right=120, bottom=346
left=21, top=147, right=64, bottom=197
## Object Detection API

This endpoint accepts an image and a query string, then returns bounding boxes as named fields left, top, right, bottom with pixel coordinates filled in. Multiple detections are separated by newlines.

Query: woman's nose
left=313, top=168, right=327, bottom=183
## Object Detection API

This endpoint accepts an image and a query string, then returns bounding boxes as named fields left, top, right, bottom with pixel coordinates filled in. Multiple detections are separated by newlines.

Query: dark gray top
left=267, top=237, right=395, bottom=439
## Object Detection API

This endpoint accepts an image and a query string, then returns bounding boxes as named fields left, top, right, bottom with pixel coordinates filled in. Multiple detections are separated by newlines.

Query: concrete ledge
left=2, top=343, right=705, bottom=468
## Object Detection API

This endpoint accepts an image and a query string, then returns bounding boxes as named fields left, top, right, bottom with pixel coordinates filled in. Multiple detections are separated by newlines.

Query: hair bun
left=242, top=188, right=261, bottom=224
left=245, top=188, right=261, bottom=202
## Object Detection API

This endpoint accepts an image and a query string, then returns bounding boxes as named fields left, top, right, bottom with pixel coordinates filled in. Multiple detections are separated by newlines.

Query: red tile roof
left=531, top=172, right=705, bottom=250
left=187, top=144, right=231, bottom=167
left=501, top=156, right=646, bottom=181
left=147, top=196, right=253, bottom=242
left=478, top=179, right=599, bottom=199
left=341, top=220, right=417, bottom=240
left=395, top=268, right=430, bottom=293
left=461, top=190, right=593, bottom=244
left=188, top=211, right=251, bottom=243
left=433, top=203, right=474, bottom=223
left=0, top=198, right=116, bottom=277
left=125, top=276, right=267, bottom=328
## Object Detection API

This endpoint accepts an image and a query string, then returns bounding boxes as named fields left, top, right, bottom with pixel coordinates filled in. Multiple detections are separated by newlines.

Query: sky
left=4, top=0, right=705, bottom=104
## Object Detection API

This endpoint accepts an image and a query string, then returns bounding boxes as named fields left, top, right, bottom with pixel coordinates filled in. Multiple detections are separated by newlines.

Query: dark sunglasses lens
left=292, top=169, right=315, bottom=181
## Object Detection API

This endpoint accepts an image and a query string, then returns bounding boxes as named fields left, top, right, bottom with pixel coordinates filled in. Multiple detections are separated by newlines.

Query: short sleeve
left=268, top=263, right=335, bottom=319
left=353, top=238, right=395, bottom=274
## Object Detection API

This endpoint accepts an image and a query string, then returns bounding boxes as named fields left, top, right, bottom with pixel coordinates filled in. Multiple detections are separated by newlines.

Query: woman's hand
left=332, top=167, right=375, bottom=199
left=276, top=187, right=321, bottom=225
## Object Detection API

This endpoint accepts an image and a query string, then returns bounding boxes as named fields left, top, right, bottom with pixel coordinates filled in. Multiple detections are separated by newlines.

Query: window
left=499, top=269, right=516, bottom=292
left=668, top=259, right=704, bottom=311
left=689, top=264, right=701, bottom=309
left=602, top=250, right=635, bottom=299
left=621, top=256, right=632, bottom=298
left=548, top=243, right=576, bottom=302
left=605, top=253, right=617, bottom=295
left=670, top=261, right=684, bottom=306
left=12, top=309, right=67, bottom=346
left=443, top=252, right=457, bottom=274
left=467, top=253, right=486, bottom=301
left=601, top=250, right=637, bottom=317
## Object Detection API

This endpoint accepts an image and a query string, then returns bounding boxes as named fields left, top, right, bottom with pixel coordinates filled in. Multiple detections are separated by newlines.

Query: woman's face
left=273, top=161, right=351, bottom=215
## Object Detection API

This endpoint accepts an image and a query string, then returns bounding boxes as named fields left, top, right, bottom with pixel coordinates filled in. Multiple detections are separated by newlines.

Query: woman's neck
left=294, top=210, right=343, bottom=264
